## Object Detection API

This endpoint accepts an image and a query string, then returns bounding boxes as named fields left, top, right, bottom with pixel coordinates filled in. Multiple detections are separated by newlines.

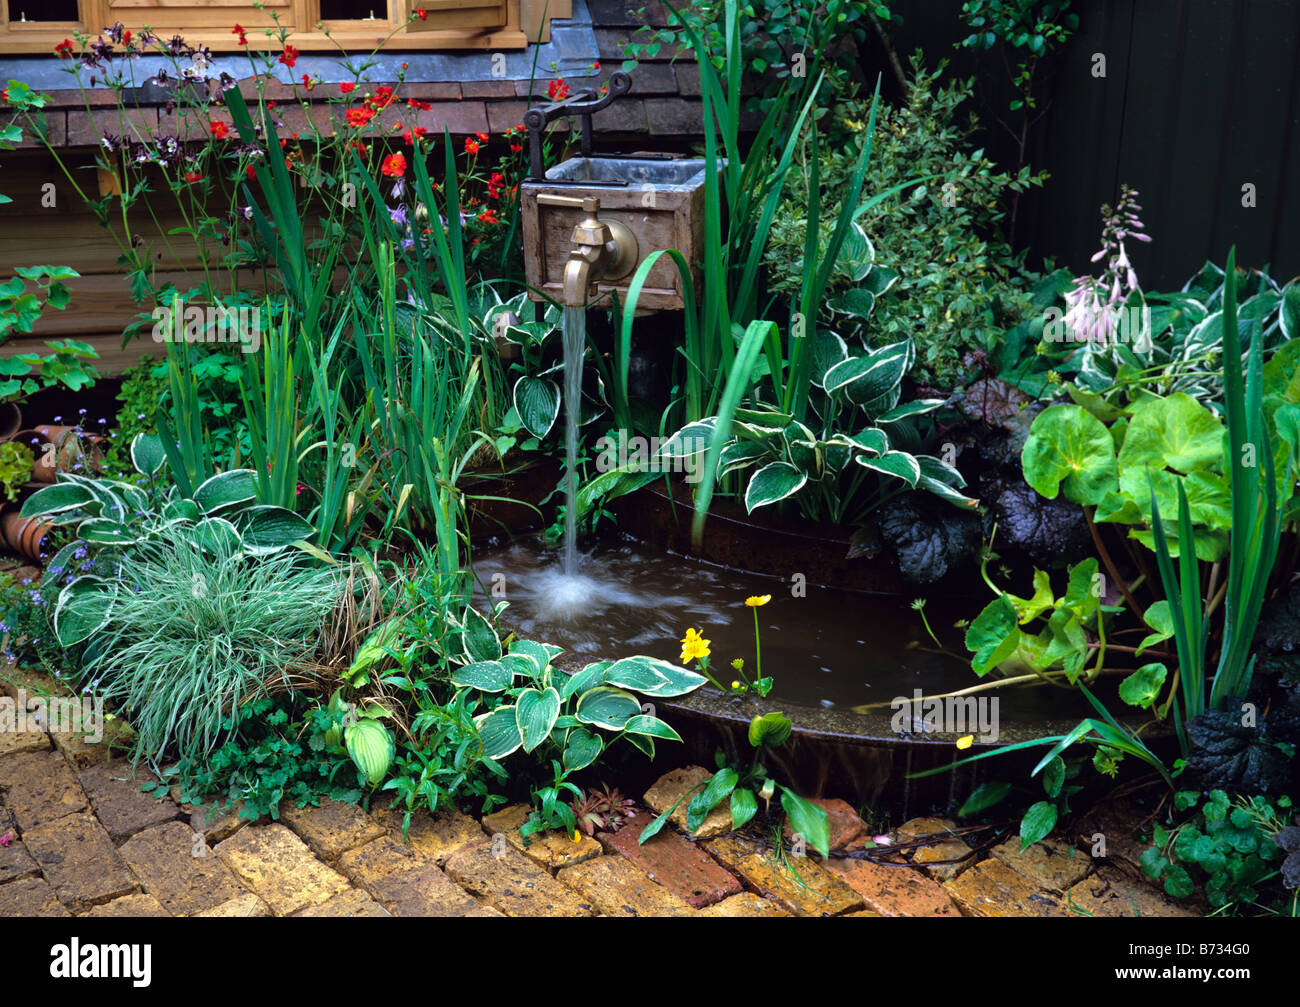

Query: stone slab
left=991, top=837, right=1092, bottom=893
left=80, top=893, right=170, bottom=917
left=367, top=863, right=483, bottom=917
left=0, top=750, right=88, bottom=830
left=280, top=797, right=386, bottom=863
left=0, top=874, right=71, bottom=916
left=697, top=892, right=791, bottom=917
left=0, top=727, right=49, bottom=757
left=194, top=893, right=273, bottom=917
left=338, top=835, right=422, bottom=887
left=556, top=855, right=697, bottom=916
left=643, top=766, right=732, bottom=839
left=372, top=801, right=485, bottom=866
left=214, top=823, right=350, bottom=916
left=895, top=817, right=973, bottom=881
left=483, top=803, right=602, bottom=870
left=23, top=811, right=137, bottom=912
left=703, top=837, right=864, bottom=917
left=78, top=763, right=179, bottom=844
left=1064, top=867, right=1199, bottom=918
left=294, top=889, right=393, bottom=917
left=943, top=857, right=1066, bottom=917
left=444, top=840, right=595, bottom=917
left=599, top=821, right=742, bottom=908
left=0, top=833, right=40, bottom=884
left=119, top=820, right=244, bottom=916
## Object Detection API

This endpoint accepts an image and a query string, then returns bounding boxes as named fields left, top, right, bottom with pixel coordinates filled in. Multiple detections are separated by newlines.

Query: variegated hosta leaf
left=848, top=427, right=889, bottom=456
left=719, top=439, right=769, bottom=478
left=658, top=418, right=716, bottom=459
left=809, top=329, right=848, bottom=389
left=855, top=450, right=921, bottom=487
left=744, top=460, right=808, bottom=511
left=876, top=399, right=945, bottom=424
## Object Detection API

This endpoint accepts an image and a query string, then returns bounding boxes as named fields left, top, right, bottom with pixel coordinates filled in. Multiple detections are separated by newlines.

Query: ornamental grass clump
left=80, top=530, right=343, bottom=769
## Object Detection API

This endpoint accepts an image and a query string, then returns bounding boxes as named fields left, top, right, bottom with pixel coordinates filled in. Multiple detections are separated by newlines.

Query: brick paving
left=0, top=676, right=1200, bottom=918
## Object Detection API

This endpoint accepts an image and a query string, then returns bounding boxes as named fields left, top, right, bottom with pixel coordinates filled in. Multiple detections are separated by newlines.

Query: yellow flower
left=745, top=594, right=771, bottom=608
left=731, top=680, right=742, bottom=690
left=956, top=735, right=974, bottom=750
left=680, top=627, right=710, bottom=664
left=572, top=830, right=581, bottom=843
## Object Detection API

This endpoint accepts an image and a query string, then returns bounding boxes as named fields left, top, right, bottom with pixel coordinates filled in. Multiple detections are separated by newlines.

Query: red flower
left=509, top=142, right=523, bottom=154
left=476, top=131, right=488, bottom=142
left=400, top=126, right=428, bottom=145
left=54, top=39, right=74, bottom=59
left=487, top=171, right=504, bottom=199
left=349, top=140, right=369, bottom=156
left=122, top=30, right=133, bottom=48
left=591, top=61, right=600, bottom=71
left=184, top=171, right=203, bottom=185
left=232, top=24, right=248, bottom=46
left=547, top=78, right=569, bottom=101
left=339, top=81, right=356, bottom=94
left=346, top=107, right=377, bottom=128
left=464, top=138, right=480, bottom=155
left=477, top=208, right=499, bottom=224
left=210, top=120, right=230, bottom=140
left=381, top=152, right=407, bottom=177
left=366, top=85, right=396, bottom=111
left=0, top=89, right=9, bottom=104
left=415, top=7, right=427, bottom=18
left=407, top=98, right=432, bottom=111
left=300, top=74, right=315, bottom=92
left=279, top=44, right=299, bottom=69
left=245, top=164, right=258, bottom=180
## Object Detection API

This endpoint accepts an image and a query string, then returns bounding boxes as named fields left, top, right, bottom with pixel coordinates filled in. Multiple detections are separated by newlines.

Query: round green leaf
left=1118, top=662, right=1168, bottom=709
left=1021, top=404, right=1118, bottom=505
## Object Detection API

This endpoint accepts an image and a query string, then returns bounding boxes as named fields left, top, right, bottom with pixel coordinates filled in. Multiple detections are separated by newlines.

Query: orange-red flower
left=478, top=208, right=499, bottom=225
left=339, top=81, right=356, bottom=94
left=367, top=85, right=396, bottom=111
left=464, top=137, right=480, bottom=155
left=232, top=24, right=248, bottom=46
left=381, top=152, right=407, bottom=177
left=122, top=30, right=133, bottom=47
left=278, top=44, right=299, bottom=68
left=54, top=39, right=74, bottom=58
left=476, top=131, right=488, bottom=142
left=408, top=98, right=432, bottom=111
left=346, top=107, right=377, bottom=128
left=487, top=171, right=504, bottom=199
left=509, top=142, right=523, bottom=154
left=547, top=78, right=568, bottom=101
left=210, top=120, right=230, bottom=140
left=300, top=74, right=315, bottom=91
left=415, top=7, right=427, bottom=18
left=184, top=171, right=203, bottom=185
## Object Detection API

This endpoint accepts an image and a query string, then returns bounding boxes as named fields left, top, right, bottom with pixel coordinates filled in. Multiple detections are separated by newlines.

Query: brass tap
left=536, top=193, right=638, bottom=306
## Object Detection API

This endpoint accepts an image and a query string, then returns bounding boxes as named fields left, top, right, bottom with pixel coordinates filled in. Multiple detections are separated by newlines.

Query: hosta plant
left=24, top=432, right=316, bottom=647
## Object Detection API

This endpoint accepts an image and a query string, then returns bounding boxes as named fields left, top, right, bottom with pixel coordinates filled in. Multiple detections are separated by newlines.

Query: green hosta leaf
left=730, top=787, right=758, bottom=830
left=561, top=662, right=609, bottom=700
left=475, top=706, right=523, bottom=759
left=77, top=518, right=141, bottom=546
left=621, top=715, right=681, bottom=742
left=849, top=427, right=889, bottom=456
left=129, top=432, right=167, bottom=475
left=236, top=505, right=315, bottom=553
left=659, top=418, right=716, bottom=458
left=188, top=517, right=243, bottom=554
left=826, top=287, right=876, bottom=319
left=19, top=480, right=93, bottom=518
left=602, top=656, right=669, bottom=693
left=574, top=686, right=642, bottom=730
left=1021, top=404, right=1118, bottom=505
left=512, top=375, right=561, bottom=439
left=1118, top=662, right=1167, bottom=709
left=824, top=339, right=910, bottom=407
left=854, top=450, right=920, bottom=487
left=780, top=787, right=830, bottom=859
left=516, top=686, right=561, bottom=753
left=344, top=719, right=394, bottom=785
left=162, top=498, right=201, bottom=523
left=460, top=605, right=502, bottom=663
left=1280, top=283, right=1300, bottom=341
left=507, top=639, right=551, bottom=676
left=192, top=469, right=258, bottom=513
left=809, top=329, right=848, bottom=388
left=563, top=728, right=603, bottom=772
left=54, top=576, right=116, bottom=646
left=744, top=460, right=807, bottom=511
left=632, top=658, right=707, bottom=697
left=877, top=399, right=944, bottom=423
left=450, top=660, right=515, bottom=693
left=1019, top=801, right=1058, bottom=850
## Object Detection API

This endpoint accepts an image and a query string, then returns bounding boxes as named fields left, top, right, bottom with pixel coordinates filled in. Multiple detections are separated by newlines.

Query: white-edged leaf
left=744, top=461, right=807, bottom=511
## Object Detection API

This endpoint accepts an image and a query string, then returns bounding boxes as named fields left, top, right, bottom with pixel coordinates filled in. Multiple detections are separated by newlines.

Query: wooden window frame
left=0, top=0, right=571, bottom=54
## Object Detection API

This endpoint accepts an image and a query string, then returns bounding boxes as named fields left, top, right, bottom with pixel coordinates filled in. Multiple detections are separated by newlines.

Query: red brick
left=599, top=823, right=741, bottom=908
left=404, top=82, right=462, bottom=102
left=645, top=98, right=702, bottom=136
left=826, top=857, right=962, bottom=917
left=592, top=98, right=647, bottom=134
left=486, top=100, right=538, bottom=135
left=461, top=80, right=519, bottom=99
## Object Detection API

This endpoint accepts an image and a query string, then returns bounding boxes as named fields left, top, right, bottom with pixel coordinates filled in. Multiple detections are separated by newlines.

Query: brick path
left=0, top=677, right=1198, bottom=918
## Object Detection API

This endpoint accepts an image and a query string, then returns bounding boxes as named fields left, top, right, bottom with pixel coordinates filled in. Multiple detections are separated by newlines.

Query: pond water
left=473, top=537, right=1092, bottom=724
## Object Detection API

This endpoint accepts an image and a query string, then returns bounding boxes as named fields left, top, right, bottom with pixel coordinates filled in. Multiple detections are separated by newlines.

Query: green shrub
left=764, top=56, right=1047, bottom=387
left=0, top=441, right=33, bottom=502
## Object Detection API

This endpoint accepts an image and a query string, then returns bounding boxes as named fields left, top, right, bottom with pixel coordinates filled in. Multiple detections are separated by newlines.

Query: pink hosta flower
left=0, top=831, right=13, bottom=848
left=1064, top=184, right=1149, bottom=345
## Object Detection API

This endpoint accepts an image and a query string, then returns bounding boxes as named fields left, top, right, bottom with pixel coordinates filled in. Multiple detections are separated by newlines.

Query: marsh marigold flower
left=680, top=627, right=710, bottom=664
left=956, top=735, right=974, bottom=750
left=745, top=594, right=771, bottom=608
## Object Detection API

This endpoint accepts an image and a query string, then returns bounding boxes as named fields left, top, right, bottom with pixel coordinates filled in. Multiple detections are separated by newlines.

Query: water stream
left=561, top=305, right=585, bottom=576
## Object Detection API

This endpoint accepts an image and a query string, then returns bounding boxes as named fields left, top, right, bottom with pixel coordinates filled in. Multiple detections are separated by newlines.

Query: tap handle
left=536, top=193, right=600, bottom=214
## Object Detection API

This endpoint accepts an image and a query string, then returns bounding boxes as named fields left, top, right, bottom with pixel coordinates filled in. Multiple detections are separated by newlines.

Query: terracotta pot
left=19, top=425, right=106, bottom=483
left=0, top=402, right=21, bottom=442
left=1, top=510, right=53, bottom=563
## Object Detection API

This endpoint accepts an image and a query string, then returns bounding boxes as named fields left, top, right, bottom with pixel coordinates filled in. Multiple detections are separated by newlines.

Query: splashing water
left=561, top=305, right=586, bottom=577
